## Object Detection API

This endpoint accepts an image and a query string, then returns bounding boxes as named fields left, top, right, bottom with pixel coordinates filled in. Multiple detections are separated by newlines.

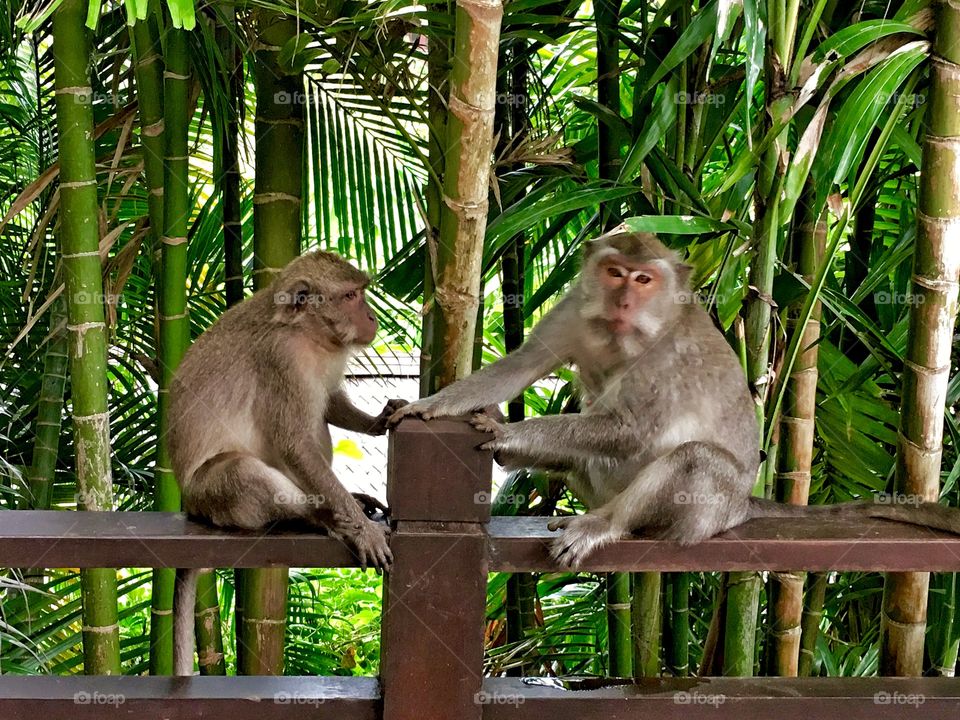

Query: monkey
left=167, top=250, right=406, bottom=675
left=389, top=229, right=960, bottom=568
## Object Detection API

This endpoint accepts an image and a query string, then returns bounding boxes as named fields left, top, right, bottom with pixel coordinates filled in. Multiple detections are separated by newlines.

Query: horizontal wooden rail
left=0, top=510, right=356, bottom=569
left=1, top=675, right=957, bottom=720
left=480, top=677, right=960, bottom=719
left=0, top=676, right=379, bottom=720
left=3, top=511, right=960, bottom=572
left=489, top=516, right=960, bottom=572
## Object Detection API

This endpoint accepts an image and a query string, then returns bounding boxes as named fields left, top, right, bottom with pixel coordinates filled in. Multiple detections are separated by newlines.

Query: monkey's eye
left=635, top=273, right=652, bottom=285
left=605, top=266, right=624, bottom=279
left=344, top=290, right=358, bottom=301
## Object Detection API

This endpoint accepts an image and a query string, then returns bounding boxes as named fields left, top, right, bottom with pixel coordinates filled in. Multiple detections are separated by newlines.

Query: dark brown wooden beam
left=480, top=677, right=960, bottom=719
left=0, top=676, right=379, bottom=720
left=0, top=510, right=356, bottom=569
left=488, top=516, right=960, bottom=572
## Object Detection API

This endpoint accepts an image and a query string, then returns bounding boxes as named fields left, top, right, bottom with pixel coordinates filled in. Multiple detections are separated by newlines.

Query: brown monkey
left=390, top=230, right=960, bottom=567
left=168, top=250, right=405, bottom=675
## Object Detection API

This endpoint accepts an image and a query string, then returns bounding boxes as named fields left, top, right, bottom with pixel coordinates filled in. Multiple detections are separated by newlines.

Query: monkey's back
left=166, top=291, right=276, bottom=490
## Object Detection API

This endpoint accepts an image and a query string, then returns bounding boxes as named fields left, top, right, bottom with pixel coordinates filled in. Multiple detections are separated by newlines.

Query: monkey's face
left=274, top=281, right=378, bottom=347
left=594, top=254, right=669, bottom=336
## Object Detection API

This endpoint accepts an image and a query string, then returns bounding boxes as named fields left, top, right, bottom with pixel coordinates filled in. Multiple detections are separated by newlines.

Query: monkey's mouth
left=606, top=318, right=633, bottom=335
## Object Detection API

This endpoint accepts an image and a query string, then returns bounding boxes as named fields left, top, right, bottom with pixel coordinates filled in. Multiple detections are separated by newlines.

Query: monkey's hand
left=352, top=492, right=390, bottom=519
left=331, top=514, right=393, bottom=570
left=386, top=397, right=446, bottom=426
left=471, top=412, right=506, bottom=441
left=367, top=399, right=409, bottom=435
left=548, top=512, right=622, bottom=569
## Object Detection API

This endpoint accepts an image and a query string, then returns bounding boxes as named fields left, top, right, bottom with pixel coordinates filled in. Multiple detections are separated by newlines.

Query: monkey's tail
left=748, top=497, right=960, bottom=534
left=173, top=567, right=199, bottom=676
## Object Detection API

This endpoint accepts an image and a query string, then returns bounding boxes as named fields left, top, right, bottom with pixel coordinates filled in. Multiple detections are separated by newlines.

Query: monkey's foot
left=548, top=513, right=620, bottom=569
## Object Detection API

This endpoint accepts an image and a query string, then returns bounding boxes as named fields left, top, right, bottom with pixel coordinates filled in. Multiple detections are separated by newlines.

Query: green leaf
left=624, top=215, right=736, bottom=235
left=619, top=77, right=678, bottom=183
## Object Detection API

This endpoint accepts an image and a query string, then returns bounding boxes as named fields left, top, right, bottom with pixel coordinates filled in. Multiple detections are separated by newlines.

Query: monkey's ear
left=674, top=262, right=693, bottom=288
left=582, top=240, right=597, bottom=260
left=274, top=282, right=316, bottom=320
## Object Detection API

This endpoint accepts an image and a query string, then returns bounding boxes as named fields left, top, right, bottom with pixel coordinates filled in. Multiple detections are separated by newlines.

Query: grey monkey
left=168, top=250, right=405, bottom=674
left=390, top=231, right=960, bottom=567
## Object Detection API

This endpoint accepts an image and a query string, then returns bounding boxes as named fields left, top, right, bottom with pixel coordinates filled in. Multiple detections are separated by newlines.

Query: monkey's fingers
left=547, top=517, right=573, bottom=532
left=387, top=403, right=428, bottom=427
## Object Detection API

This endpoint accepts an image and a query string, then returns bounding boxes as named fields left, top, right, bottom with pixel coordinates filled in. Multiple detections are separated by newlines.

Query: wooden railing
left=2, top=417, right=960, bottom=719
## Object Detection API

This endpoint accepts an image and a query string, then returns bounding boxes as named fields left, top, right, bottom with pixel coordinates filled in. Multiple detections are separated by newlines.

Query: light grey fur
left=391, top=232, right=960, bottom=567
left=168, top=251, right=402, bottom=675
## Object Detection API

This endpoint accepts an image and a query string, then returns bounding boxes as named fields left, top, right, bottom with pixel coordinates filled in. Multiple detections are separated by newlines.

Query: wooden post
left=382, top=418, right=492, bottom=720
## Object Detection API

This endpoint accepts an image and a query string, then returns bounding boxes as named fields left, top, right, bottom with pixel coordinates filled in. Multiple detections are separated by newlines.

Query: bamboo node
left=882, top=614, right=928, bottom=629
left=72, top=410, right=109, bottom=422
left=253, top=192, right=302, bottom=205
left=151, top=608, right=173, bottom=616
left=903, top=357, right=951, bottom=376
left=160, top=312, right=188, bottom=321
left=162, top=235, right=188, bottom=246
left=55, top=85, right=92, bottom=97
left=143, top=119, right=165, bottom=137
left=61, top=250, right=100, bottom=259
left=911, top=272, right=959, bottom=292
left=60, top=179, right=96, bottom=189
left=163, top=71, right=191, bottom=81
left=930, top=54, right=960, bottom=79
left=257, top=117, right=304, bottom=127
left=449, top=93, right=495, bottom=116
left=897, top=429, right=943, bottom=458
left=136, top=52, right=162, bottom=68
left=150, top=186, right=164, bottom=197
left=82, top=624, right=119, bottom=634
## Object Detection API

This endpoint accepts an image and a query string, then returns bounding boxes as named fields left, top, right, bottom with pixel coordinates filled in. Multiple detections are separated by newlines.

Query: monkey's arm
left=475, top=413, right=640, bottom=467
left=326, top=391, right=407, bottom=435
left=389, top=297, right=578, bottom=424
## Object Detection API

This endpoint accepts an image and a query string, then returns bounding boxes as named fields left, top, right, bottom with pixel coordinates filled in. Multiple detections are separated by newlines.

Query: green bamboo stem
left=23, top=296, right=68, bottom=512
left=631, top=571, right=661, bottom=677
left=51, top=0, right=120, bottom=674
left=236, top=9, right=306, bottom=676
left=768, top=190, right=825, bottom=676
left=798, top=571, right=828, bottom=676
left=150, top=22, right=191, bottom=675
left=221, top=7, right=244, bottom=308
left=606, top=572, right=633, bottom=677
left=881, top=1, right=960, bottom=676
left=667, top=572, right=690, bottom=676
left=129, top=12, right=165, bottom=264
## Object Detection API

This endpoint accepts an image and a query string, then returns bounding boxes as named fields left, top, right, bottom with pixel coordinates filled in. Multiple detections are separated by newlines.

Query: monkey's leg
left=185, top=452, right=321, bottom=529
left=549, top=442, right=749, bottom=568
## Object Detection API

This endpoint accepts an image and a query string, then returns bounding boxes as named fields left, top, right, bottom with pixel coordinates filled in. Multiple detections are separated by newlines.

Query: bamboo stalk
left=768, top=192, right=825, bottom=676
left=51, top=0, right=120, bottom=674
left=236, top=8, right=306, bottom=676
left=423, top=0, right=503, bottom=389
left=881, top=0, right=960, bottom=676
left=151, top=21, right=192, bottom=675
left=632, top=572, right=661, bottom=676
left=798, top=571, right=828, bottom=676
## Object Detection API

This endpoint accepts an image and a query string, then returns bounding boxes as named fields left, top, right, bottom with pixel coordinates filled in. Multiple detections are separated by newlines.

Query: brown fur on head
left=271, top=251, right=378, bottom=346
left=579, top=231, right=692, bottom=338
